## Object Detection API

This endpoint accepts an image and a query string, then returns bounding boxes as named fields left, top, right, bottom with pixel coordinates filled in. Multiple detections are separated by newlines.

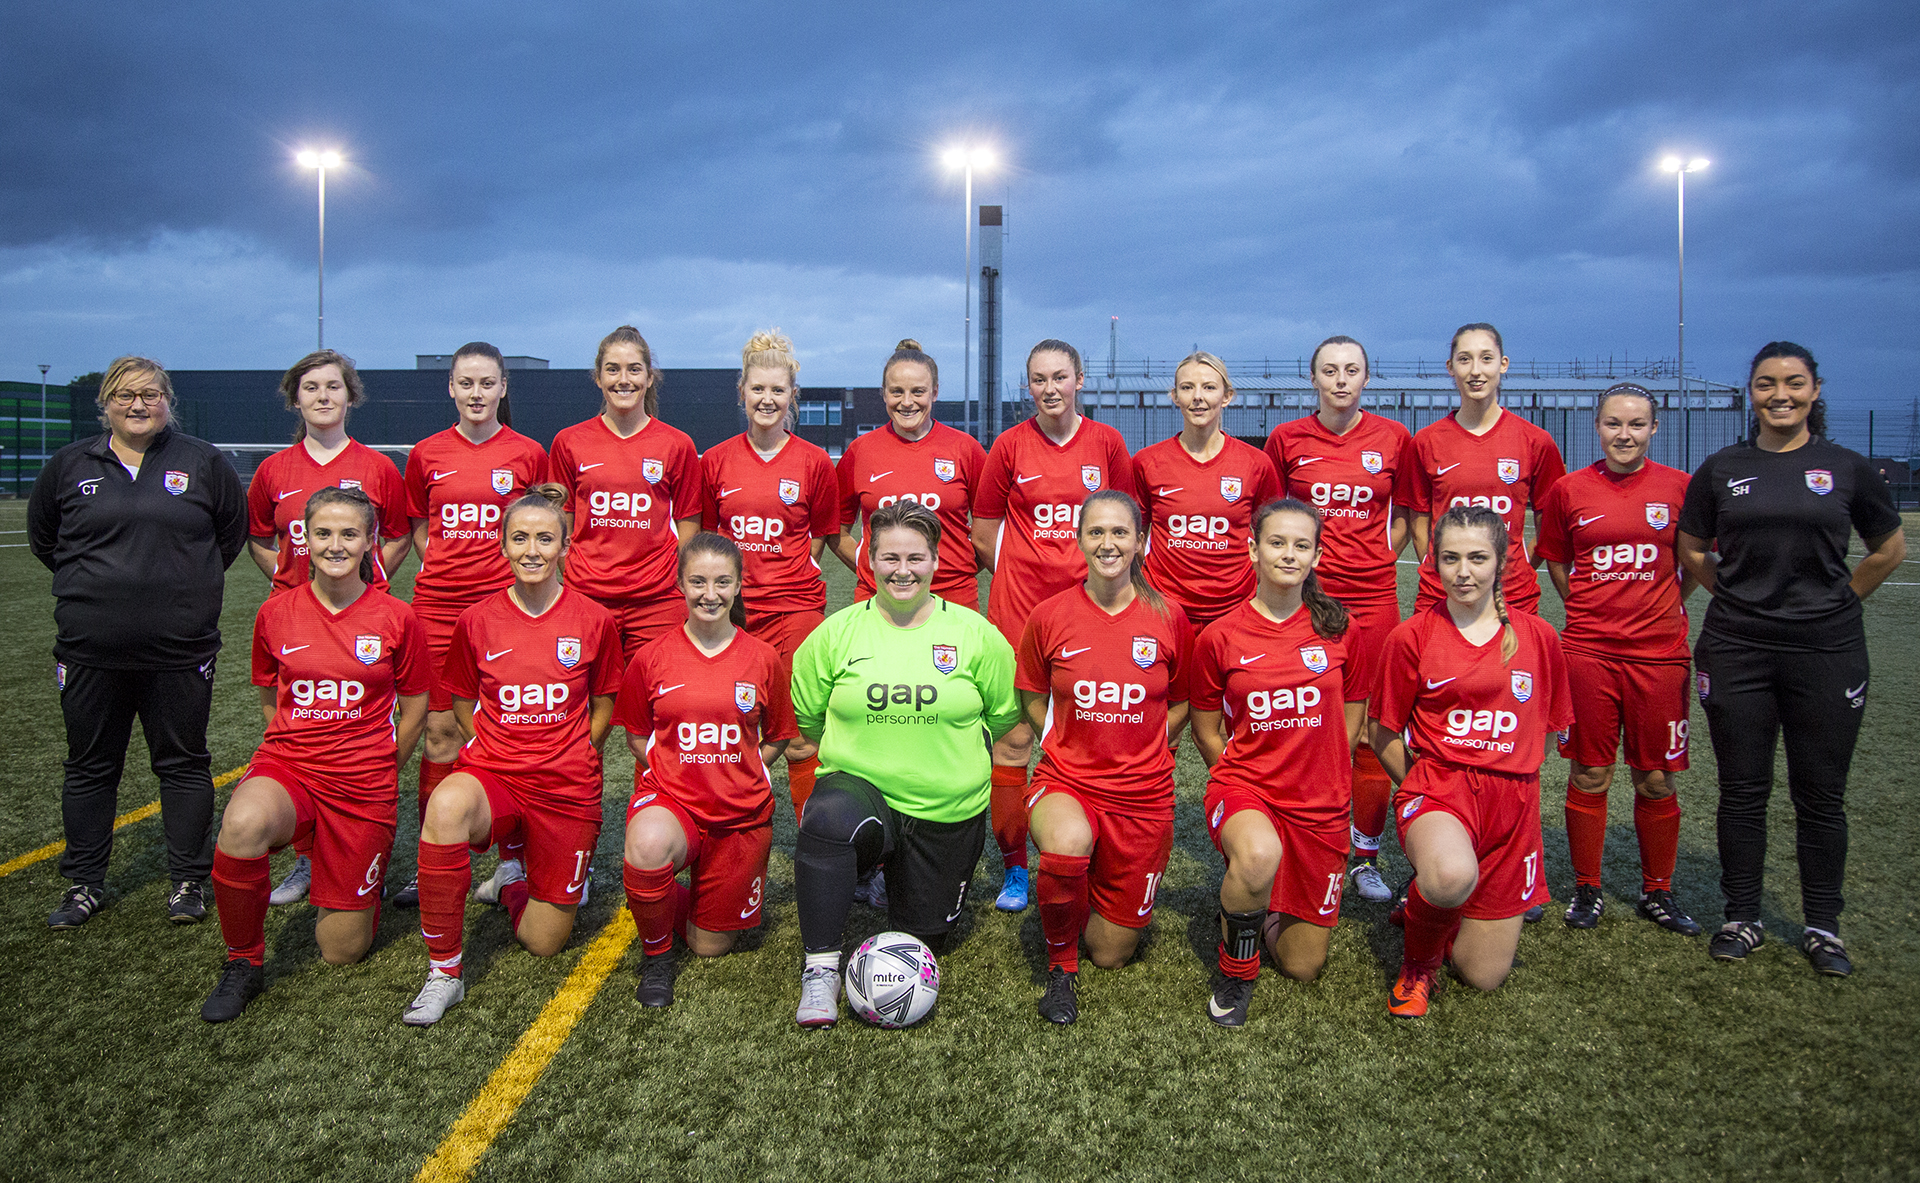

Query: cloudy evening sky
left=2, top=1, right=1915, bottom=407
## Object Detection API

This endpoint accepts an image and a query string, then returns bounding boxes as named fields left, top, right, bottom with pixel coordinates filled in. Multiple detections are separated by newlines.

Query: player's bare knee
left=1633, top=769, right=1674, bottom=799
left=1570, top=764, right=1613, bottom=794
left=215, top=811, right=274, bottom=859
left=1419, top=866, right=1476, bottom=908
left=687, top=929, right=737, bottom=958
left=1457, top=959, right=1512, bottom=992
left=1276, top=950, right=1327, bottom=983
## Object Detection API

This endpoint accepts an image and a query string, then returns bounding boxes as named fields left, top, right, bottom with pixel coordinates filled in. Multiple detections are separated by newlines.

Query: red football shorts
left=1341, top=596, right=1402, bottom=703
left=413, top=598, right=467, bottom=712
left=244, top=755, right=394, bottom=912
left=1203, top=783, right=1350, bottom=928
left=1558, top=652, right=1691, bottom=772
left=1027, top=783, right=1173, bottom=929
left=461, top=767, right=603, bottom=906
left=607, top=597, right=688, bottom=667
left=626, top=787, right=772, bottom=933
left=744, top=607, right=825, bottom=670
left=1392, top=760, right=1549, bottom=921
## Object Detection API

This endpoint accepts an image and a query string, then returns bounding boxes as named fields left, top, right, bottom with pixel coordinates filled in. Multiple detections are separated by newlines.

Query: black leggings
left=1695, top=632, right=1868, bottom=934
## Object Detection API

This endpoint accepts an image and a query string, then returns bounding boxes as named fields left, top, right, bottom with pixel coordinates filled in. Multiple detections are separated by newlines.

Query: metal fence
left=0, top=385, right=74, bottom=497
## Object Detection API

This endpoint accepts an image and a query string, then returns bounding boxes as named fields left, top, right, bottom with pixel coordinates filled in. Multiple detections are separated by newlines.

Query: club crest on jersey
left=931, top=644, right=958, bottom=675
left=1132, top=636, right=1158, bottom=669
left=163, top=471, right=190, bottom=496
left=55, top=662, right=66, bottom=691
left=354, top=635, right=382, bottom=665
left=1218, top=475, right=1243, bottom=503
left=490, top=469, right=513, bottom=496
left=1361, top=450, right=1383, bottom=475
left=1081, top=465, right=1102, bottom=492
left=641, top=458, right=665, bottom=484
left=1805, top=469, right=1834, bottom=495
left=555, top=636, right=582, bottom=670
left=1401, top=795, right=1425, bottom=821
left=1511, top=670, right=1534, bottom=703
left=338, top=478, right=362, bottom=491
left=734, top=681, right=756, bottom=713
left=1645, top=502, right=1671, bottom=530
left=778, top=478, right=800, bottom=505
left=1496, top=458, right=1520, bottom=485
left=934, top=458, right=957, bottom=483
left=1299, top=645, right=1328, bottom=674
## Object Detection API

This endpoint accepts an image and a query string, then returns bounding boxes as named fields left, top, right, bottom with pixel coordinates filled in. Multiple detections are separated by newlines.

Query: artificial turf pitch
left=0, top=497, right=1916, bottom=1181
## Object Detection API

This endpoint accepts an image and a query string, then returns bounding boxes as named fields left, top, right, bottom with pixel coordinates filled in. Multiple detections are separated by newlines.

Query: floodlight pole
left=316, top=163, right=327, bottom=350
left=962, top=160, right=974, bottom=439
left=38, top=363, right=49, bottom=458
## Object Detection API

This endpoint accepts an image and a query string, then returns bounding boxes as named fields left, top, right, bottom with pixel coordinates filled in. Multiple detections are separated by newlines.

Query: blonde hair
left=96, top=356, right=173, bottom=427
left=1172, top=350, right=1233, bottom=400
left=739, top=329, right=800, bottom=431
left=503, top=483, right=572, bottom=543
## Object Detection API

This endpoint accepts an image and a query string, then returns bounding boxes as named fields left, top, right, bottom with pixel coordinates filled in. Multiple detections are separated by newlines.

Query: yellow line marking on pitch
left=0, top=764, right=249, bottom=880
left=416, top=908, right=638, bottom=1183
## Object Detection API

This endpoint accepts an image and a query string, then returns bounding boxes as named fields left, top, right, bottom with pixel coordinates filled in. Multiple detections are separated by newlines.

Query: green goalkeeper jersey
left=791, top=596, right=1020, bottom=823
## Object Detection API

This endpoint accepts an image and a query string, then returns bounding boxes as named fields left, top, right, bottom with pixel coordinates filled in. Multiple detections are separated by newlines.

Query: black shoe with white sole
left=1709, top=920, right=1765, bottom=962
left=1636, top=889, right=1702, bottom=936
left=166, top=880, right=206, bottom=925
left=636, top=952, right=678, bottom=1007
left=49, top=884, right=104, bottom=930
left=1206, top=975, right=1254, bottom=1028
left=1564, top=884, right=1605, bottom=930
left=1801, top=930, right=1852, bottom=977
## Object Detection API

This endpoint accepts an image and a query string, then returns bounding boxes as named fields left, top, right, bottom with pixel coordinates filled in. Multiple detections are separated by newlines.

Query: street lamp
left=296, top=148, right=342, bottom=349
left=37, top=364, right=49, bottom=461
left=1661, top=154, right=1708, bottom=466
left=943, top=144, right=994, bottom=437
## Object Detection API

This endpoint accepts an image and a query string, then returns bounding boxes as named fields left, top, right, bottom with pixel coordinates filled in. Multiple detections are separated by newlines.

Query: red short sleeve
left=246, top=468, right=276, bottom=538
left=808, top=452, right=841, bottom=538
left=1165, top=604, right=1195, bottom=705
left=404, top=448, right=431, bottom=520
left=1398, top=444, right=1431, bottom=514
left=375, top=458, right=410, bottom=541
left=1369, top=621, right=1421, bottom=732
left=1340, top=635, right=1369, bottom=703
left=759, top=657, right=799, bottom=743
left=1014, top=611, right=1051, bottom=694
left=590, top=613, right=625, bottom=698
left=613, top=648, right=656, bottom=734
left=1532, top=481, right=1573, bottom=564
left=394, top=608, right=433, bottom=697
left=1188, top=629, right=1226, bottom=713
left=1106, top=432, right=1138, bottom=500
left=250, top=602, right=276, bottom=687
left=441, top=612, right=480, bottom=701
left=976, top=438, right=1014, bottom=520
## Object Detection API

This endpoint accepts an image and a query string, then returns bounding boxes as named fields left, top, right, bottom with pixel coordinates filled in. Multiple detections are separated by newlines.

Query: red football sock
left=672, top=881, right=691, bottom=940
left=212, top=849, right=271, bottom=966
left=1402, top=881, right=1463, bottom=972
left=1565, top=782, right=1609, bottom=888
left=625, top=861, right=678, bottom=957
left=417, top=759, right=454, bottom=827
left=991, top=765, right=1031, bottom=871
left=1350, top=743, right=1392, bottom=851
left=1036, top=852, right=1090, bottom=973
left=500, top=880, right=530, bottom=929
left=786, top=755, right=820, bottom=821
left=417, top=840, right=472, bottom=977
left=1635, top=793, right=1682, bottom=894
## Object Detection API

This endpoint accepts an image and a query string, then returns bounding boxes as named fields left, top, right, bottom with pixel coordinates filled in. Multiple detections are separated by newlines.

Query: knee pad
left=797, top=780, right=886, bottom=864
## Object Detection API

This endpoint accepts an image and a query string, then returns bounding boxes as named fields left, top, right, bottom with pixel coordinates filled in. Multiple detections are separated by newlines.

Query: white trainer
left=1348, top=859, right=1392, bottom=902
left=403, top=969, right=466, bottom=1027
left=473, top=857, right=527, bottom=905
left=796, top=964, right=841, bottom=1029
left=269, top=855, right=313, bottom=906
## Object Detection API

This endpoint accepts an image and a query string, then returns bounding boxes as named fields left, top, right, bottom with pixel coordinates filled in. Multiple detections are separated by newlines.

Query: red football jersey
left=699, top=434, right=840, bottom=614
left=1265, top=411, right=1414, bottom=605
left=836, top=422, right=987, bottom=601
left=1533, top=460, right=1691, bottom=664
left=1370, top=604, right=1572, bottom=777
left=441, top=586, right=623, bottom=817
left=549, top=416, right=700, bottom=607
left=976, top=417, right=1137, bottom=646
left=404, top=426, right=550, bottom=607
left=1016, top=587, right=1193, bottom=820
left=1402, top=410, right=1564, bottom=613
left=1133, top=436, right=1281, bottom=626
left=247, top=440, right=410, bottom=593
left=1190, top=601, right=1365, bottom=823
left=614, top=627, right=799, bottom=829
left=250, top=585, right=432, bottom=794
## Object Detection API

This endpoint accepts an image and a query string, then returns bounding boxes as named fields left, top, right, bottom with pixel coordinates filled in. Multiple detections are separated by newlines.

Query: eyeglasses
left=106, top=389, right=169, bottom=406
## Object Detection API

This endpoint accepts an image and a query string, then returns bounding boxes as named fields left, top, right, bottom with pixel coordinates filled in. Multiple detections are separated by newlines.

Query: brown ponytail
left=304, top=485, right=380, bottom=583
left=1079, top=489, right=1167, bottom=617
left=595, top=325, right=662, bottom=419
left=678, top=531, right=748, bottom=628
left=1433, top=503, right=1518, bottom=664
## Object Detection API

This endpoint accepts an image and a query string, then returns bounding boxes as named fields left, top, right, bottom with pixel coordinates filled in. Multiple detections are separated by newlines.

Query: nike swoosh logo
left=280, top=645, right=309, bottom=655
left=1015, top=474, right=1044, bottom=484
left=1663, top=748, right=1688, bottom=762
left=847, top=656, right=872, bottom=667
left=578, top=462, right=604, bottom=472
left=1318, top=900, right=1339, bottom=916
left=1425, top=677, right=1456, bottom=689
left=1576, top=515, right=1605, bottom=527
left=422, top=931, right=445, bottom=939
left=1729, top=477, right=1758, bottom=490
left=485, top=649, right=513, bottom=661
left=1523, top=882, right=1537, bottom=901
left=1208, top=996, right=1237, bottom=1018
left=1435, top=463, right=1461, bottom=476
left=566, top=875, right=589, bottom=894
left=1061, top=647, right=1091, bottom=658
left=868, top=471, right=894, bottom=482
left=277, top=489, right=303, bottom=500
left=432, top=470, right=457, bottom=480
left=1845, top=681, right=1867, bottom=698
left=1238, top=654, right=1265, bottom=665
left=719, top=487, right=743, bottom=497
left=740, top=904, right=758, bottom=919
left=356, top=880, right=380, bottom=897
left=1293, top=457, right=1326, bottom=468
left=656, top=684, right=684, bottom=695
left=1154, top=486, right=1183, bottom=496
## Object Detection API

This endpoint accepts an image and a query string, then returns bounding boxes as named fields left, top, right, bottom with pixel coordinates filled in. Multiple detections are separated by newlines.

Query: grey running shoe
left=269, top=855, right=312, bottom=906
left=48, top=883, right=104, bottom=930
left=1709, top=920, right=1765, bottom=962
left=855, top=866, right=888, bottom=911
left=1347, top=858, right=1391, bottom=903
left=473, top=857, right=526, bottom=905
left=403, top=969, right=466, bottom=1026
left=167, top=880, right=207, bottom=925
left=796, top=964, right=841, bottom=1029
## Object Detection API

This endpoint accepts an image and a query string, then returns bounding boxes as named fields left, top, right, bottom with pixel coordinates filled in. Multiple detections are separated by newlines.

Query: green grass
left=1, top=499, right=1916, bottom=1181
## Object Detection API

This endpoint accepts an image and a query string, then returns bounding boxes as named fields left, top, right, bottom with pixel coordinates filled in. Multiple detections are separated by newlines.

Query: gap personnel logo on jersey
left=1496, top=458, right=1520, bottom=485
left=735, top=681, right=757, bottom=713
left=1299, top=645, right=1328, bottom=674
left=642, top=458, right=665, bottom=484
left=778, top=478, right=800, bottom=505
left=1361, top=450, right=1383, bottom=475
left=490, top=469, right=513, bottom=496
left=1697, top=672, right=1711, bottom=702
left=1132, top=636, right=1158, bottom=669
left=931, top=644, right=958, bottom=675
left=1081, top=465, right=1102, bottom=492
left=163, top=471, right=190, bottom=495
left=556, top=636, right=582, bottom=669
left=1645, top=502, right=1671, bottom=530
left=1511, top=670, right=1534, bottom=703
left=354, top=635, right=382, bottom=665
left=1219, top=475, right=1244, bottom=503
left=933, top=458, right=957, bottom=483
left=339, top=478, right=362, bottom=491
left=1805, top=469, right=1834, bottom=495
left=1401, top=795, right=1425, bottom=821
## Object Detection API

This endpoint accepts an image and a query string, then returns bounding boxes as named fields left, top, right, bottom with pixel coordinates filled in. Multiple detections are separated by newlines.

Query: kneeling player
left=1370, top=505, right=1571, bottom=1018
left=1190, top=498, right=1365, bottom=1027
left=202, top=488, right=431, bottom=1021
left=404, top=486, right=622, bottom=1026
left=617, top=533, right=796, bottom=1007
left=1017, top=491, right=1193, bottom=1024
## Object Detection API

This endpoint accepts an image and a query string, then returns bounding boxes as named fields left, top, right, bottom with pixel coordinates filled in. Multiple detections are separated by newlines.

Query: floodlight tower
left=297, top=148, right=343, bottom=349
left=1661, top=154, right=1708, bottom=465
left=943, top=145, right=993, bottom=436
left=979, top=205, right=1004, bottom=440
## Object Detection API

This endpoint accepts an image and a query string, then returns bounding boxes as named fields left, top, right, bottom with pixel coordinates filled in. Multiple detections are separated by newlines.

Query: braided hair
left=1432, top=503, right=1518, bottom=664
left=1249, top=498, right=1349, bottom=638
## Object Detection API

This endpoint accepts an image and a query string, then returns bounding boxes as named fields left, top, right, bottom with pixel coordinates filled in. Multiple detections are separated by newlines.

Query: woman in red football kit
left=617, top=532, right=796, bottom=1007
left=1369, top=505, right=1572, bottom=1019
left=1263, top=336, right=1412, bottom=903
left=201, top=487, right=431, bottom=1022
left=399, top=342, right=550, bottom=905
left=699, top=330, right=838, bottom=820
left=1190, top=498, right=1366, bottom=1027
left=403, top=486, right=622, bottom=1026
left=550, top=325, right=701, bottom=664
left=1534, top=384, right=1700, bottom=936
left=245, top=349, right=413, bottom=907
left=1016, top=490, right=1192, bottom=1024
left=829, top=339, right=988, bottom=609
left=973, top=340, right=1136, bottom=913
left=1133, top=350, right=1281, bottom=631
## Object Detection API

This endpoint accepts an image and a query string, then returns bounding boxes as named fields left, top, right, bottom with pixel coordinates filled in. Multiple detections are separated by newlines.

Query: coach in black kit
left=28, top=356, right=247, bottom=930
left=1677, top=342, right=1906, bottom=978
